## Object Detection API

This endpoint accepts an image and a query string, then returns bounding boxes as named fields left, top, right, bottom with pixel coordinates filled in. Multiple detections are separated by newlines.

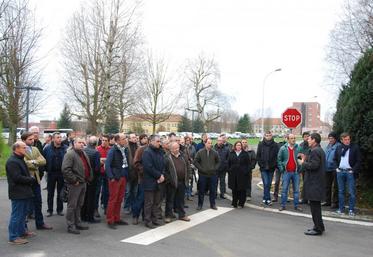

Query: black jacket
left=256, top=139, right=279, bottom=171
left=6, top=153, right=35, bottom=200
left=228, top=151, right=250, bottom=191
left=214, top=144, right=230, bottom=173
left=334, top=143, right=361, bottom=174
left=302, top=145, right=326, bottom=201
left=142, top=145, right=165, bottom=191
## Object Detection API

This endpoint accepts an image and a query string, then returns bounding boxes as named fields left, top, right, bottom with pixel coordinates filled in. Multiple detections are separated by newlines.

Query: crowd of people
left=5, top=127, right=361, bottom=244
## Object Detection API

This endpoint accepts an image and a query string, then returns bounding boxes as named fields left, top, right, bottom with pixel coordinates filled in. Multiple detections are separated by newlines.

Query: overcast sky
left=30, top=0, right=344, bottom=122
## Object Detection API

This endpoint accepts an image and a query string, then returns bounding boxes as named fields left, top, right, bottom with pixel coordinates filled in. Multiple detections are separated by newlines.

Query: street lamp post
left=261, top=68, right=282, bottom=135
left=15, top=86, right=43, bottom=131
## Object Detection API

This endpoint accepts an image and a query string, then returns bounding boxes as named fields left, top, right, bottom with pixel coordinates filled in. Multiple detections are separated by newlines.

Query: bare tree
left=326, top=0, right=373, bottom=90
left=61, top=0, right=141, bottom=134
left=184, top=54, right=224, bottom=131
left=135, top=53, right=178, bottom=134
left=0, top=0, right=42, bottom=144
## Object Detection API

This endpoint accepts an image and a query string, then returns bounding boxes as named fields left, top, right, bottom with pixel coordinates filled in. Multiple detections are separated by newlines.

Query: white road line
left=121, top=207, right=233, bottom=245
left=225, top=195, right=373, bottom=227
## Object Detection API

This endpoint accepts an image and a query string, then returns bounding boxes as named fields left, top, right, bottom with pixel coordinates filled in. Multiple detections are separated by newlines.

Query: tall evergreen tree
left=178, top=115, right=192, bottom=132
left=57, top=104, right=72, bottom=129
left=333, top=48, right=373, bottom=186
left=192, top=118, right=205, bottom=133
left=236, top=114, right=252, bottom=133
left=104, top=107, right=120, bottom=134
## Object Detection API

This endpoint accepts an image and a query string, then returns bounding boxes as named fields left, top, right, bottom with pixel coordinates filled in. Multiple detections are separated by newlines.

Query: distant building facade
left=253, top=118, right=289, bottom=135
left=122, top=114, right=182, bottom=134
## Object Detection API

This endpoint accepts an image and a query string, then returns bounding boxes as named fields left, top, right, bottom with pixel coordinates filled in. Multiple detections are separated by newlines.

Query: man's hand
left=75, top=181, right=79, bottom=186
left=157, top=175, right=165, bottom=183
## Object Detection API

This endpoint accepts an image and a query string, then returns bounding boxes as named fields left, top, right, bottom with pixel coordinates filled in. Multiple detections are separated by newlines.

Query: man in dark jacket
left=142, top=135, right=165, bottom=229
left=323, top=132, right=340, bottom=208
left=256, top=131, right=279, bottom=206
left=299, top=131, right=311, bottom=204
left=299, top=133, right=326, bottom=236
left=7, top=141, right=36, bottom=245
left=164, top=142, right=191, bottom=222
left=194, top=139, right=220, bottom=210
left=334, top=132, right=361, bottom=216
left=123, top=133, right=138, bottom=213
left=62, top=138, right=93, bottom=234
left=105, top=133, right=130, bottom=229
left=214, top=136, right=230, bottom=199
left=131, top=137, right=148, bottom=225
left=82, top=136, right=101, bottom=223
left=43, top=132, right=68, bottom=216
left=195, top=133, right=208, bottom=153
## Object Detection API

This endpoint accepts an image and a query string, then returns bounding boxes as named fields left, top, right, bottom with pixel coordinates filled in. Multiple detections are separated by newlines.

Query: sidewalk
left=231, top=176, right=373, bottom=223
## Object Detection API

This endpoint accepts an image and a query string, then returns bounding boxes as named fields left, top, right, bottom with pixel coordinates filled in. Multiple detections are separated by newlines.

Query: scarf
left=341, top=144, right=351, bottom=157
left=116, top=144, right=129, bottom=168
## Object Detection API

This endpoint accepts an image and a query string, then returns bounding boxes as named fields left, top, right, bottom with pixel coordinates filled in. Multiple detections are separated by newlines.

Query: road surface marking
left=225, top=194, right=373, bottom=227
left=121, top=207, right=233, bottom=245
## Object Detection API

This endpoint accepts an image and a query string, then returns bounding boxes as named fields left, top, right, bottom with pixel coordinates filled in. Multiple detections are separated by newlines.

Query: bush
left=333, top=49, right=373, bottom=207
left=0, top=123, right=11, bottom=177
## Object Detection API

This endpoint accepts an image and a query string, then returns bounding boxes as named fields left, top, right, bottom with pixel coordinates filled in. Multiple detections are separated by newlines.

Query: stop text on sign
left=283, top=114, right=301, bottom=122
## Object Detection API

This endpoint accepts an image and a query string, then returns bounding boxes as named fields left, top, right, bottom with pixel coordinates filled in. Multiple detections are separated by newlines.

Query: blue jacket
left=214, top=143, right=229, bottom=172
left=43, top=143, right=68, bottom=174
left=325, top=142, right=340, bottom=171
left=105, top=144, right=129, bottom=180
left=142, top=145, right=165, bottom=191
left=195, top=142, right=205, bottom=153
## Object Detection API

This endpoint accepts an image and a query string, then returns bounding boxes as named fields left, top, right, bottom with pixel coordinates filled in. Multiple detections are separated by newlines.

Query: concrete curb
left=253, top=181, right=373, bottom=223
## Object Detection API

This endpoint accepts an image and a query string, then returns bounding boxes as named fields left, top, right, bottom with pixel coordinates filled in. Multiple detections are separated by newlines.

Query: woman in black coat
left=228, top=141, right=250, bottom=208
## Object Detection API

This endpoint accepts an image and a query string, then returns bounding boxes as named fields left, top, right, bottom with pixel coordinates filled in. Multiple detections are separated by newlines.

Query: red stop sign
left=281, top=108, right=302, bottom=128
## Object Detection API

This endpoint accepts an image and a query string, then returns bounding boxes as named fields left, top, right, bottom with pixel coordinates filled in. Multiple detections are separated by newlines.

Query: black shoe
left=331, top=204, right=338, bottom=209
left=220, top=194, right=226, bottom=199
left=152, top=221, right=162, bottom=226
left=46, top=212, right=53, bottom=217
left=57, top=212, right=64, bottom=216
left=321, top=202, right=331, bottom=207
left=88, top=219, right=101, bottom=224
left=107, top=223, right=117, bottom=229
left=37, top=224, right=53, bottom=230
left=145, top=223, right=155, bottom=229
left=67, top=227, right=80, bottom=234
left=211, top=205, right=218, bottom=210
left=94, top=210, right=101, bottom=218
left=304, top=229, right=322, bottom=236
left=196, top=205, right=202, bottom=211
left=76, top=225, right=89, bottom=230
left=232, top=204, right=238, bottom=208
left=279, top=206, right=286, bottom=211
left=116, top=220, right=129, bottom=225
left=294, top=206, right=303, bottom=212
left=28, top=214, right=35, bottom=220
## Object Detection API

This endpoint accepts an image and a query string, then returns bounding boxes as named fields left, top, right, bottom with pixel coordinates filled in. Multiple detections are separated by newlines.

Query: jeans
left=337, top=171, right=356, bottom=212
left=198, top=175, right=217, bottom=207
left=31, top=183, right=45, bottom=228
left=281, top=171, right=300, bottom=208
left=261, top=170, right=274, bottom=201
left=95, top=174, right=109, bottom=210
left=273, top=169, right=282, bottom=199
left=131, top=183, right=144, bottom=218
left=217, top=170, right=227, bottom=196
left=9, top=199, right=31, bottom=241
left=47, top=173, right=64, bottom=213
left=123, top=180, right=135, bottom=211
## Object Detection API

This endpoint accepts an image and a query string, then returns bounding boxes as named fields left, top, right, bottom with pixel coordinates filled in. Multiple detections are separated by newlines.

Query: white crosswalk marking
left=121, top=207, right=233, bottom=245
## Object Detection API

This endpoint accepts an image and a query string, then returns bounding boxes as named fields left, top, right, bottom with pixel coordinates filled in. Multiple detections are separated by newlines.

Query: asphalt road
left=0, top=179, right=372, bottom=257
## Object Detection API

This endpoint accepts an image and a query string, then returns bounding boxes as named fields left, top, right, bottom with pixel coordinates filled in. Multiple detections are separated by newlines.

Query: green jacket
left=194, top=148, right=220, bottom=177
left=277, top=143, right=301, bottom=173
